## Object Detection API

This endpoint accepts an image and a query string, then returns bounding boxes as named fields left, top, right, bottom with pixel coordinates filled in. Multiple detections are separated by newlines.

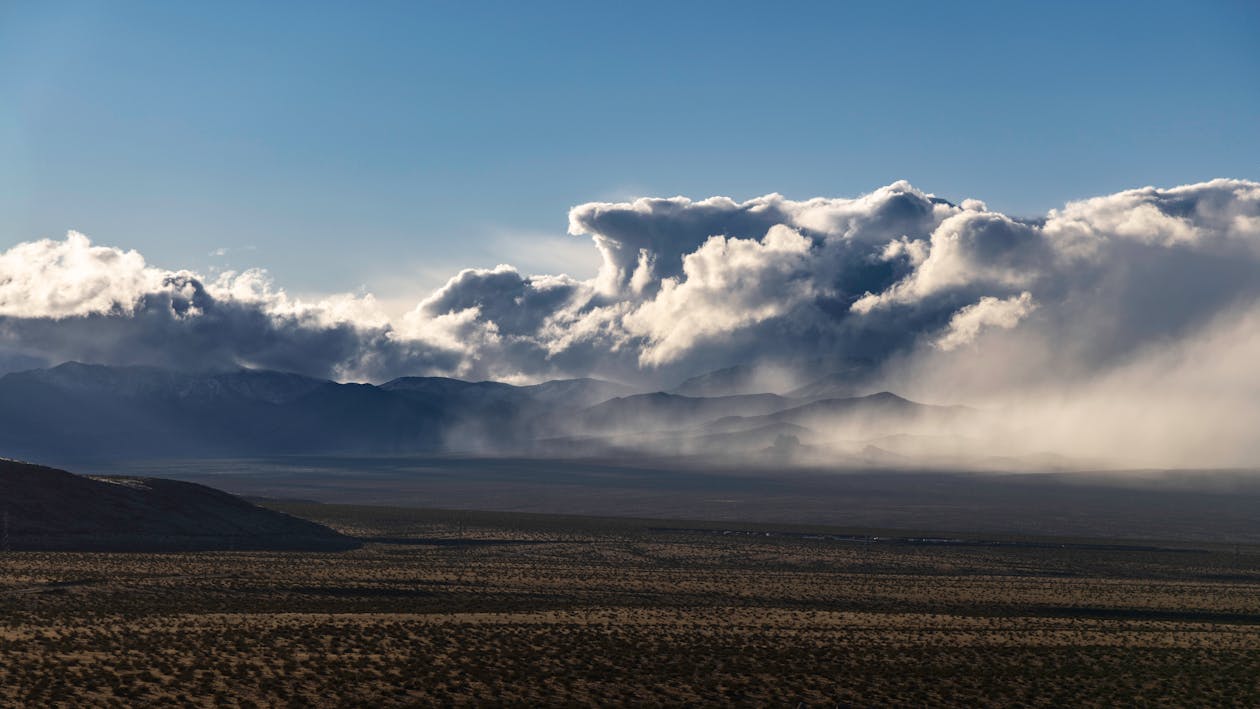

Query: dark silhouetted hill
left=0, top=458, right=356, bottom=551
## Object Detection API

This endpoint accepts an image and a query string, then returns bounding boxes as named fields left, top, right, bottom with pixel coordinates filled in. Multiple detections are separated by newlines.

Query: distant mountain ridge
left=383, top=375, right=632, bottom=409
left=669, top=359, right=875, bottom=398
left=15, top=362, right=326, bottom=403
left=0, top=362, right=638, bottom=462
left=578, top=392, right=793, bottom=434
left=0, top=361, right=971, bottom=467
left=705, top=391, right=962, bottom=432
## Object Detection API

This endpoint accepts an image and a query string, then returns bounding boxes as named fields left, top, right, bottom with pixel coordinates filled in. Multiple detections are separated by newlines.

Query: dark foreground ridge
left=0, top=458, right=357, bottom=551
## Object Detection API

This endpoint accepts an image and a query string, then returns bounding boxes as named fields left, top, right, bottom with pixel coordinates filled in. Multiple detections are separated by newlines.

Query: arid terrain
left=2, top=503, right=1259, bottom=706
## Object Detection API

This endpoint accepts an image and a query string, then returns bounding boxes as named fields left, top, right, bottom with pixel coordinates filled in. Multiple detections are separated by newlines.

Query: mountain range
left=0, top=361, right=969, bottom=466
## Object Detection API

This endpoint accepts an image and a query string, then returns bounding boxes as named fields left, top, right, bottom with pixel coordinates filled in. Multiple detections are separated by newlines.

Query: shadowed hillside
left=0, top=459, right=356, bottom=551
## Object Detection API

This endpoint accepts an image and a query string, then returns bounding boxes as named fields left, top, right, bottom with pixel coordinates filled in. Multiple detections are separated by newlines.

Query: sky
left=2, top=2, right=1260, bottom=466
left=2, top=0, right=1258, bottom=304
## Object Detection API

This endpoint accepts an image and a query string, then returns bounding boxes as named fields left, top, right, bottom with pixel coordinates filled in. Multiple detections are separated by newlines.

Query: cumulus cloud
left=1043, top=179, right=1260, bottom=254
left=411, top=265, right=584, bottom=338
left=1, top=178, right=1258, bottom=425
left=850, top=211, right=1047, bottom=312
left=934, top=292, right=1037, bottom=352
left=0, top=233, right=462, bottom=381
left=622, top=226, right=818, bottom=366
left=0, top=232, right=163, bottom=318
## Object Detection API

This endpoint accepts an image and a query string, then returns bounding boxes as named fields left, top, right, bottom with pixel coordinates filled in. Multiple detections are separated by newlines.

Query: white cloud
left=622, top=225, right=817, bottom=366
left=934, top=292, right=1037, bottom=351
left=0, top=232, right=460, bottom=380
left=1, top=179, right=1258, bottom=397
left=0, top=232, right=165, bottom=318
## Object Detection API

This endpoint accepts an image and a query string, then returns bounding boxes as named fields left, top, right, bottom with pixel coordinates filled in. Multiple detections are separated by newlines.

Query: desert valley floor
left=3, top=501, right=1259, bottom=707
left=89, top=455, right=1260, bottom=544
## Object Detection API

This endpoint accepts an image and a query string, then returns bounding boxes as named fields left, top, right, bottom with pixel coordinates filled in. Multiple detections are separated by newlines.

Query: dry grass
left=1, top=504, right=1259, bottom=706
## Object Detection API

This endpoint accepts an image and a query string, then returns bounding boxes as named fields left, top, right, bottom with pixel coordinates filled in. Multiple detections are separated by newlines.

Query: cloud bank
left=2, top=180, right=1258, bottom=412
left=0, top=232, right=461, bottom=380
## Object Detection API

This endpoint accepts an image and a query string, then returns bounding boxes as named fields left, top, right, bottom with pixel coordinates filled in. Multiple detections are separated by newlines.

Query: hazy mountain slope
left=381, top=376, right=518, bottom=402
left=0, top=363, right=640, bottom=461
left=516, top=378, right=638, bottom=407
left=707, top=392, right=962, bottom=433
left=689, top=422, right=816, bottom=449
left=670, top=365, right=768, bottom=397
left=273, top=382, right=448, bottom=453
left=0, top=362, right=972, bottom=464
left=381, top=375, right=638, bottom=449
left=577, top=392, right=794, bottom=434
left=0, top=363, right=446, bottom=460
left=383, top=375, right=635, bottom=409
left=671, top=360, right=876, bottom=398
left=0, top=458, right=355, bottom=550
left=784, top=373, right=861, bottom=401
left=0, top=365, right=253, bottom=460
left=14, top=362, right=327, bottom=403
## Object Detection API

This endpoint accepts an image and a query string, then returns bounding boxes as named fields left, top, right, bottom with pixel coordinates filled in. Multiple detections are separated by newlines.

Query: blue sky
left=2, top=0, right=1257, bottom=304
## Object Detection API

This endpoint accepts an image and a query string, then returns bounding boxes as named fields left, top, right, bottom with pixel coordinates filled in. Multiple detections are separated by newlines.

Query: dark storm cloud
left=416, top=265, right=583, bottom=337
